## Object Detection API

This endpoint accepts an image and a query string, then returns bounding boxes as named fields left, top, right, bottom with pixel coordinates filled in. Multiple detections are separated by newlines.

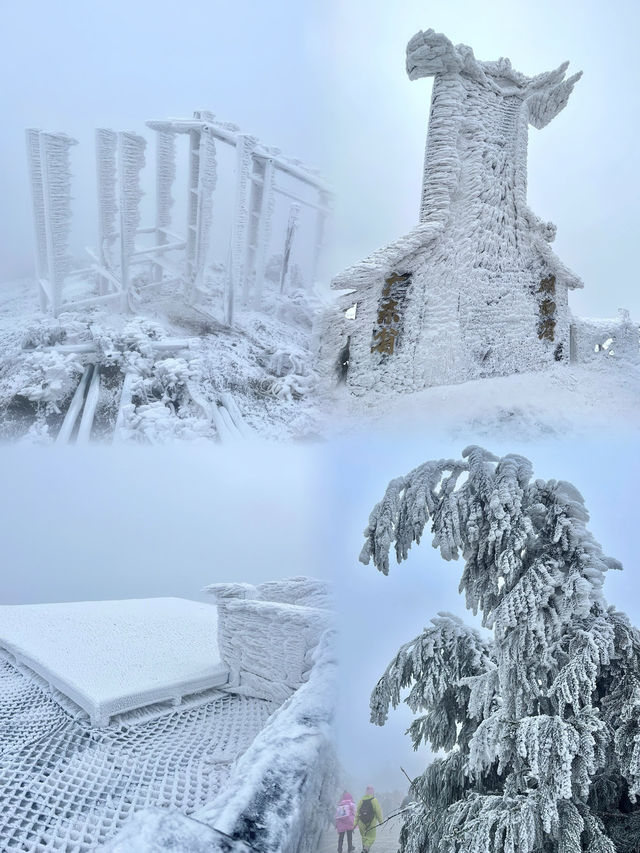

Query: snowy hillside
left=321, top=357, right=640, bottom=440
left=0, top=277, right=322, bottom=443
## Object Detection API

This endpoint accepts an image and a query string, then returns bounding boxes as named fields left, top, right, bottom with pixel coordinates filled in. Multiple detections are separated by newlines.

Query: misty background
left=1, top=0, right=639, bottom=319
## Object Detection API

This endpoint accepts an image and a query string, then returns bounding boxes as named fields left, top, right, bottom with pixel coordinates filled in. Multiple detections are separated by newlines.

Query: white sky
left=1, top=0, right=638, bottom=319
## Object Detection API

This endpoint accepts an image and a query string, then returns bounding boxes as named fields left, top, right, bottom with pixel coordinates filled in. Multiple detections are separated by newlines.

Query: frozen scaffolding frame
left=26, top=111, right=331, bottom=323
left=145, top=110, right=332, bottom=325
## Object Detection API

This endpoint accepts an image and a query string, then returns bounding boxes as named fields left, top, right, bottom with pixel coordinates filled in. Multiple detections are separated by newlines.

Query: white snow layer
left=0, top=597, right=228, bottom=726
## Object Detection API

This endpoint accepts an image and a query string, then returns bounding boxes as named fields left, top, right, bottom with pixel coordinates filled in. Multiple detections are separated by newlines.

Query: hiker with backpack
left=355, top=786, right=383, bottom=852
left=334, top=791, right=357, bottom=853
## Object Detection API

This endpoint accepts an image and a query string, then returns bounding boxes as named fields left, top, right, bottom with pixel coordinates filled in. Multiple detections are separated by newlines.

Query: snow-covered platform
left=0, top=598, right=228, bottom=726
left=0, top=579, right=337, bottom=853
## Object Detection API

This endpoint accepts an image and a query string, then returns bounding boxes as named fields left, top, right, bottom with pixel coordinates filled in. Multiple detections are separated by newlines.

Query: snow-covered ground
left=322, top=357, right=640, bottom=441
left=319, top=818, right=401, bottom=853
left=2, top=277, right=638, bottom=444
left=0, top=276, right=321, bottom=443
left=0, top=597, right=227, bottom=725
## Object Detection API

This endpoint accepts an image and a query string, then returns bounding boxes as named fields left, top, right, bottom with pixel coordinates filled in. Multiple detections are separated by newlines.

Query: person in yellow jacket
left=355, top=786, right=383, bottom=852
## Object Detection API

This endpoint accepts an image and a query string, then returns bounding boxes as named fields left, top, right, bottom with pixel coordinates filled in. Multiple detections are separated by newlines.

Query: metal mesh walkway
left=0, top=660, right=276, bottom=852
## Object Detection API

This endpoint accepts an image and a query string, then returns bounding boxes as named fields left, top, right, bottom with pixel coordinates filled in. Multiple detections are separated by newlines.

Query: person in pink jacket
left=334, top=790, right=357, bottom=853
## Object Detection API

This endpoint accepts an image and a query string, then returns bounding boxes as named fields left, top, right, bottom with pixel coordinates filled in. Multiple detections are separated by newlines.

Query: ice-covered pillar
left=279, top=203, right=301, bottom=295
left=226, top=134, right=257, bottom=325
left=405, top=29, right=582, bottom=225
left=191, top=129, right=217, bottom=302
left=184, top=128, right=217, bottom=303
left=25, top=129, right=49, bottom=311
left=311, top=189, right=331, bottom=288
left=26, top=131, right=78, bottom=316
left=250, top=154, right=276, bottom=309
left=95, top=129, right=118, bottom=294
left=154, top=130, right=176, bottom=282
left=117, top=131, right=146, bottom=312
left=244, top=148, right=277, bottom=309
left=185, top=129, right=201, bottom=287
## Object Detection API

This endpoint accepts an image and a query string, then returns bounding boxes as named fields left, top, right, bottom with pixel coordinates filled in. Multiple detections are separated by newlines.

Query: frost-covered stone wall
left=570, top=310, right=640, bottom=364
left=206, top=578, right=332, bottom=703
left=324, top=30, right=583, bottom=396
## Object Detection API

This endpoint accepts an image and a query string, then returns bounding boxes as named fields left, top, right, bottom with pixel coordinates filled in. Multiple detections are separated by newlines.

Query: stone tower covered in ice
left=326, top=30, right=583, bottom=394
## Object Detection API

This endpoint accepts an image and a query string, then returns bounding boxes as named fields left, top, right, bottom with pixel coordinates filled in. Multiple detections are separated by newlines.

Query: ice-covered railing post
left=228, top=133, right=257, bottom=323
left=325, top=30, right=584, bottom=395
left=249, top=148, right=277, bottom=309
left=117, top=132, right=146, bottom=312
left=25, top=130, right=78, bottom=317
left=153, top=129, right=176, bottom=284
left=95, top=129, right=118, bottom=296
left=279, top=203, right=301, bottom=295
left=89, top=130, right=147, bottom=312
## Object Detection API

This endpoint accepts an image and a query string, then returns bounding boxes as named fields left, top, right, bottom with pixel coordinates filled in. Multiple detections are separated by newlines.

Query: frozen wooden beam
left=55, top=365, right=92, bottom=444
left=76, top=366, right=101, bottom=443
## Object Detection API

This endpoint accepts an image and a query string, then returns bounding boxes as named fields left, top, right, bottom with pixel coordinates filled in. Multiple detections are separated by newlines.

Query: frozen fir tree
left=360, top=447, right=640, bottom=853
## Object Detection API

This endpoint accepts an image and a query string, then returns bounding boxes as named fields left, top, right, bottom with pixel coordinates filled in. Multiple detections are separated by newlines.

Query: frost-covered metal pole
left=226, top=134, right=256, bottom=325
left=246, top=149, right=277, bottom=308
left=95, top=129, right=118, bottom=296
left=25, top=129, right=49, bottom=311
left=185, top=129, right=201, bottom=288
left=311, top=189, right=331, bottom=288
left=154, top=130, right=176, bottom=283
left=279, top=202, right=300, bottom=295
left=192, top=130, right=217, bottom=302
left=117, top=131, right=146, bottom=313
left=38, top=132, right=78, bottom=316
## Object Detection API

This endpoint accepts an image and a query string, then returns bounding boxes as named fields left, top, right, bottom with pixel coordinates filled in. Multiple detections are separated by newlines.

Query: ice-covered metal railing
left=146, top=111, right=332, bottom=323
left=25, top=130, right=78, bottom=316
left=99, top=622, right=337, bottom=853
left=570, top=310, right=640, bottom=364
left=95, top=129, right=118, bottom=292
left=27, top=111, right=330, bottom=322
left=118, top=132, right=147, bottom=311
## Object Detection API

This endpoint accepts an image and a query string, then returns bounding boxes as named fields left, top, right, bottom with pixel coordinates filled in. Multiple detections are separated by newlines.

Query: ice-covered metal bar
left=251, top=154, right=276, bottom=308
left=95, top=129, right=118, bottom=295
left=279, top=203, right=300, bottom=294
left=227, top=134, right=256, bottom=323
left=154, top=130, right=176, bottom=282
left=26, top=130, right=78, bottom=316
left=117, top=132, right=146, bottom=312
